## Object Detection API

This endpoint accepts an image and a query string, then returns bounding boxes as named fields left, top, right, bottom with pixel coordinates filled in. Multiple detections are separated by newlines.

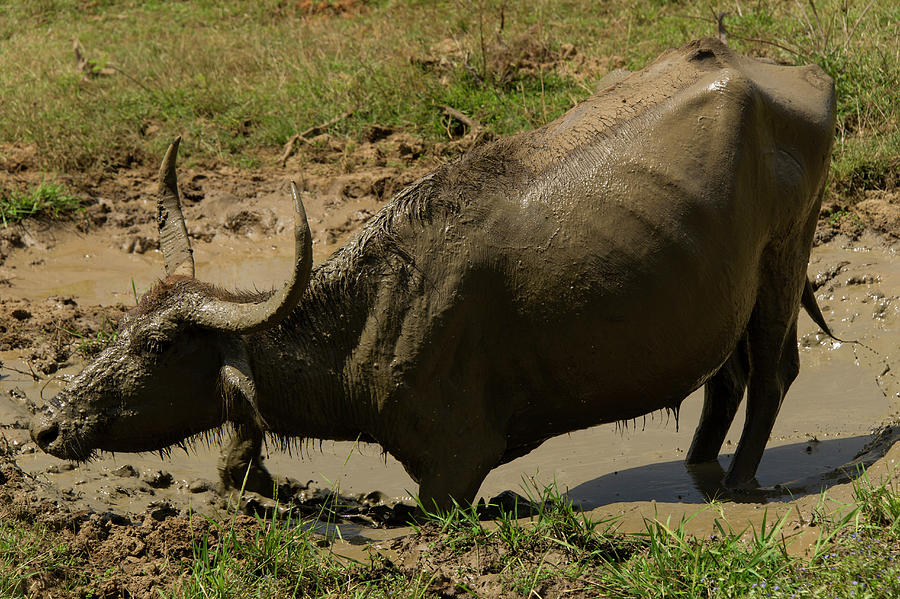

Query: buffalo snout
left=29, top=399, right=92, bottom=462
left=31, top=418, right=60, bottom=450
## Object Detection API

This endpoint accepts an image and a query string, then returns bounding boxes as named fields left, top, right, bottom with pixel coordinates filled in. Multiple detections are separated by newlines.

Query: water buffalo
left=31, top=38, right=836, bottom=510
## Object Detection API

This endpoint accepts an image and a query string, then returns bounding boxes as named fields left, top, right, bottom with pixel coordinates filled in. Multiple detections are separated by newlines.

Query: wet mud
left=2, top=224, right=896, bottom=518
left=0, top=135, right=898, bottom=595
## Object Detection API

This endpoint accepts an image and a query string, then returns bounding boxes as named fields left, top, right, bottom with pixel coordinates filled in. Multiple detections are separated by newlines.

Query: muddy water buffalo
left=32, top=38, right=836, bottom=509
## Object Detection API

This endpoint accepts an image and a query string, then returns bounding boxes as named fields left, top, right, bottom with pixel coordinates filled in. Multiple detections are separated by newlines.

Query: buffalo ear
left=219, top=345, right=268, bottom=429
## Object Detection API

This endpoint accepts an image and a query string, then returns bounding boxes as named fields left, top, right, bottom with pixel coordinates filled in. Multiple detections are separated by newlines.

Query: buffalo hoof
left=722, top=471, right=760, bottom=490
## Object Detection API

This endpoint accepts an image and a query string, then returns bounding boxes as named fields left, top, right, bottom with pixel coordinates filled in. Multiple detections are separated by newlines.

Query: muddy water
left=1, top=218, right=897, bottom=523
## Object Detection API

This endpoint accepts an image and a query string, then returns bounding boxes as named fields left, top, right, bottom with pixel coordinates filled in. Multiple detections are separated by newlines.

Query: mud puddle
left=0, top=187, right=376, bottom=307
left=2, top=211, right=897, bottom=528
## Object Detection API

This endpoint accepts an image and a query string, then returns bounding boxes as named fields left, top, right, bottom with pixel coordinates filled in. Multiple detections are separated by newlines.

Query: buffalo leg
left=218, top=425, right=279, bottom=497
left=417, top=465, right=493, bottom=514
left=724, top=301, right=801, bottom=487
left=686, top=334, right=749, bottom=464
left=413, top=422, right=507, bottom=513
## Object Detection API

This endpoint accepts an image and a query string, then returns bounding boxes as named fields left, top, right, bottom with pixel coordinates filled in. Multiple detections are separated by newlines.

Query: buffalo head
left=30, top=138, right=313, bottom=460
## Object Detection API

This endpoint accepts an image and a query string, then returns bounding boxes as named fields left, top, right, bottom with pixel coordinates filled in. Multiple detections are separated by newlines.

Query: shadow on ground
left=566, top=427, right=899, bottom=508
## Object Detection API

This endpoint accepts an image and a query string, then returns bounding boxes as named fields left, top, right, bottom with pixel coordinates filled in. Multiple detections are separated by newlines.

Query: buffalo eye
left=147, top=338, right=170, bottom=355
left=137, top=334, right=174, bottom=356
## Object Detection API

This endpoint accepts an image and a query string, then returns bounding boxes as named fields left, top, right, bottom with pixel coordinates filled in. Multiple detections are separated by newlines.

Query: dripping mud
left=1, top=138, right=899, bottom=596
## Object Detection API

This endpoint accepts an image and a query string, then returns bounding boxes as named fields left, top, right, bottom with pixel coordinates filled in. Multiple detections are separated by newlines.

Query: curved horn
left=157, top=137, right=195, bottom=277
left=192, top=181, right=313, bottom=334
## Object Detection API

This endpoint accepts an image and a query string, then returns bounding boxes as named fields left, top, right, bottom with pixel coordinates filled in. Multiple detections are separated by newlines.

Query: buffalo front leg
left=217, top=343, right=297, bottom=499
left=724, top=307, right=801, bottom=488
left=686, top=334, right=749, bottom=465
left=406, top=426, right=507, bottom=513
left=218, top=425, right=279, bottom=497
left=418, top=466, right=493, bottom=514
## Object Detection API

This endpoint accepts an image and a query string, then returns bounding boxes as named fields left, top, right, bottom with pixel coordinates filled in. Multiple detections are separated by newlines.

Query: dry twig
left=73, top=38, right=116, bottom=80
left=279, top=108, right=355, bottom=166
left=439, top=104, right=483, bottom=136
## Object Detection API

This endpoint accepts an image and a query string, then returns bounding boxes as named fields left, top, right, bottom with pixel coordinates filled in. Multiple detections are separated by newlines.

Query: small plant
left=0, top=180, right=81, bottom=227
left=826, top=208, right=864, bottom=234
left=67, top=317, right=119, bottom=357
left=510, top=480, right=625, bottom=558
left=410, top=496, right=486, bottom=555
left=850, top=469, right=900, bottom=530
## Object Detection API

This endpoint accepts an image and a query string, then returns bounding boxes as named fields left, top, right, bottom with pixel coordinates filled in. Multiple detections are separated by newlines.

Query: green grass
left=0, top=518, right=82, bottom=597
left=408, top=475, right=900, bottom=598
left=170, top=510, right=420, bottom=598
left=0, top=0, right=895, bottom=198
left=3, top=472, right=900, bottom=597
left=0, top=180, right=80, bottom=227
left=66, top=316, right=119, bottom=357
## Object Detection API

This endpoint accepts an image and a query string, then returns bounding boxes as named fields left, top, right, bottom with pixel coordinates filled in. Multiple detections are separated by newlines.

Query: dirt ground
left=0, top=130, right=899, bottom=597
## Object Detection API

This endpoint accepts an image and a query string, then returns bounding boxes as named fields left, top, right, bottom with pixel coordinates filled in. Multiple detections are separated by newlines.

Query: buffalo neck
left=242, top=168, right=471, bottom=443
left=244, top=216, right=415, bottom=443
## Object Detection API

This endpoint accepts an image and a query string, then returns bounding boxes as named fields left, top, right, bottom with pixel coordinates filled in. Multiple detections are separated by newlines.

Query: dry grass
left=0, top=0, right=896, bottom=195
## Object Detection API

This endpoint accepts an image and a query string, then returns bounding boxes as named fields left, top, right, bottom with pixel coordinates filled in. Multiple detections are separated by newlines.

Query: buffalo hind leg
left=686, top=334, right=749, bottom=465
left=724, top=307, right=801, bottom=488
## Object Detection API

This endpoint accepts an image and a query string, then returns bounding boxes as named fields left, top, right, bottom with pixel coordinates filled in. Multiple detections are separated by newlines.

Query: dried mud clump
left=853, top=190, right=900, bottom=239
left=816, top=190, right=900, bottom=244
left=0, top=143, right=40, bottom=174
left=223, top=207, right=278, bottom=236
left=0, top=297, right=125, bottom=374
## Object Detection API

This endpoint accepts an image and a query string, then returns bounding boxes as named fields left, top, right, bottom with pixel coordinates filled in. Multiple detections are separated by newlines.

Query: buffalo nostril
left=33, top=422, right=60, bottom=448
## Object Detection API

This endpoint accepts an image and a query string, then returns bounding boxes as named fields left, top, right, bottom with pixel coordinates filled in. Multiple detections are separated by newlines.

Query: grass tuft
left=169, top=506, right=411, bottom=598
left=67, top=317, right=119, bottom=357
left=0, top=180, right=80, bottom=227
left=0, top=518, right=82, bottom=597
left=850, top=469, right=900, bottom=530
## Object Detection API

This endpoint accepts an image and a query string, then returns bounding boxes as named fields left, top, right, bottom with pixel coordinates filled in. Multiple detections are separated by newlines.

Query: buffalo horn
left=157, top=137, right=195, bottom=278
left=192, top=180, right=313, bottom=334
